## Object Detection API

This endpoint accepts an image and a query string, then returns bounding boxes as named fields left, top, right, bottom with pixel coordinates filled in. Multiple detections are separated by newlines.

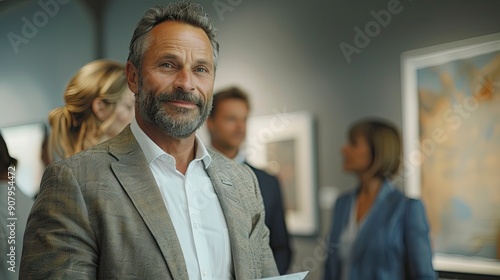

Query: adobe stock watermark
left=339, top=0, right=405, bottom=64
left=245, top=106, right=293, bottom=162
left=5, top=166, right=17, bottom=273
left=289, top=236, right=334, bottom=275
left=212, top=0, right=244, bottom=21
left=394, top=74, right=499, bottom=183
left=288, top=75, right=498, bottom=277
left=7, top=0, right=70, bottom=54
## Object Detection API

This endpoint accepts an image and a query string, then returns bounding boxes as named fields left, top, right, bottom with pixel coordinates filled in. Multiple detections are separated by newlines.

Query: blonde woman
left=48, top=59, right=135, bottom=161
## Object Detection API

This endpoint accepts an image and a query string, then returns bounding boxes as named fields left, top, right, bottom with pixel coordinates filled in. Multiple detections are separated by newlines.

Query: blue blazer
left=323, top=181, right=436, bottom=280
left=247, top=164, right=292, bottom=275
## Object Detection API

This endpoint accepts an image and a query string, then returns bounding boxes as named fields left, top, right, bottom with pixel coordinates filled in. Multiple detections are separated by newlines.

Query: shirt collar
left=130, top=117, right=212, bottom=169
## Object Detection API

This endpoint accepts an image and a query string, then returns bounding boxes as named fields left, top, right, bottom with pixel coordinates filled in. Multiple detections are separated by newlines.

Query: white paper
left=256, top=271, right=309, bottom=280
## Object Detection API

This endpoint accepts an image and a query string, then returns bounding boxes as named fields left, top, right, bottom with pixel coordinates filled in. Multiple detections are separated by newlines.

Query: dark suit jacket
left=246, top=164, right=292, bottom=275
left=20, top=127, right=278, bottom=279
left=323, top=181, right=436, bottom=280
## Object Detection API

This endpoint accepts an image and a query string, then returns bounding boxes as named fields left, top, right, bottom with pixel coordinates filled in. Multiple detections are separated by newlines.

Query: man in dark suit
left=206, top=86, right=292, bottom=274
left=20, top=2, right=278, bottom=279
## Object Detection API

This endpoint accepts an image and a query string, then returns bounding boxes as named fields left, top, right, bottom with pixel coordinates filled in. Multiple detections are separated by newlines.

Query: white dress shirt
left=130, top=118, right=232, bottom=280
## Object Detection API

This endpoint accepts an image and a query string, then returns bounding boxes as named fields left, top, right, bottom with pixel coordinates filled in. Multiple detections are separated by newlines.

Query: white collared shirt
left=130, top=118, right=232, bottom=280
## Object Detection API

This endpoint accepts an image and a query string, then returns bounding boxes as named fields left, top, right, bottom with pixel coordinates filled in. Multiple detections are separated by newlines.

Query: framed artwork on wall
left=401, top=33, right=500, bottom=275
left=246, top=111, right=319, bottom=236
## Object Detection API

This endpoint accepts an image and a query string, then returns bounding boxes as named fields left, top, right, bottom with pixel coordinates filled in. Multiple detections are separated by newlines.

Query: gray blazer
left=20, top=126, right=278, bottom=279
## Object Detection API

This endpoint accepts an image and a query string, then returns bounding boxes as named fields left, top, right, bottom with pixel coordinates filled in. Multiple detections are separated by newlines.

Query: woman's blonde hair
left=49, top=59, right=128, bottom=160
left=348, top=118, right=402, bottom=179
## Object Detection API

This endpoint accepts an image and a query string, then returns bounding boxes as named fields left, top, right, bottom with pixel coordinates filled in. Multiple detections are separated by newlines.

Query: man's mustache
left=156, top=90, right=203, bottom=108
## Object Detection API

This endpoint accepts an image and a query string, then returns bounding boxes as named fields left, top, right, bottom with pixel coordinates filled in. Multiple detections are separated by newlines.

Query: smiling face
left=128, top=21, right=215, bottom=139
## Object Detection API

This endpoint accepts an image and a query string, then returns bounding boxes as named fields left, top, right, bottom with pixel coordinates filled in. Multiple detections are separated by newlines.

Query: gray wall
left=2, top=0, right=500, bottom=279
left=0, top=0, right=95, bottom=127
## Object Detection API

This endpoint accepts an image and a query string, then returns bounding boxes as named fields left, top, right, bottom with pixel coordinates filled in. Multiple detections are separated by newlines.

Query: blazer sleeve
left=267, top=175, right=292, bottom=275
left=20, top=161, right=98, bottom=279
left=405, top=199, right=437, bottom=280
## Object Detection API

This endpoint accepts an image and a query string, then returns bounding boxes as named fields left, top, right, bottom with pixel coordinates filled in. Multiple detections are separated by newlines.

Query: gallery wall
left=0, top=0, right=95, bottom=127
left=104, top=2, right=500, bottom=277
left=1, top=0, right=500, bottom=279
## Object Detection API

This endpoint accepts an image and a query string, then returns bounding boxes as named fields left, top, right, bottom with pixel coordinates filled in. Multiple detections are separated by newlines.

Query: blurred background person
left=206, top=86, right=292, bottom=274
left=48, top=59, right=135, bottom=161
left=0, top=132, right=34, bottom=280
left=323, top=118, right=436, bottom=280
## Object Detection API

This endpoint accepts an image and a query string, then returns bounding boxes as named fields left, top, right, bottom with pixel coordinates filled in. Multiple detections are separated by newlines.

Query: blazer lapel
left=109, top=127, right=188, bottom=279
left=206, top=154, right=252, bottom=280
left=351, top=181, right=398, bottom=260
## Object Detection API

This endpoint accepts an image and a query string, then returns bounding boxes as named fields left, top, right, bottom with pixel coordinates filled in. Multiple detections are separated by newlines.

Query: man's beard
left=136, top=80, right=212, bottom=139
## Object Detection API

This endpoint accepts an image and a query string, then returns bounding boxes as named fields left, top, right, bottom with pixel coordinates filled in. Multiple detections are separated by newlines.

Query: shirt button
left=202, top=270, right=208, bottom=276
left=193, top=223, right=199, bottom=229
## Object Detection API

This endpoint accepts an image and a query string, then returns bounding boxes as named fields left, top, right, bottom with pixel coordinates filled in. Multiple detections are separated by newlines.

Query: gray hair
left=127, top=1, right=219, bottom=70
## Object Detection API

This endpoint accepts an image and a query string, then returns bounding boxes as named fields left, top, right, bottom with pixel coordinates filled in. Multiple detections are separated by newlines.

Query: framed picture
left=401, top=33, right=500, bottom=275
left=1, top=122, right=47, bottom=198
left=246, top=111, right=319, bottom=236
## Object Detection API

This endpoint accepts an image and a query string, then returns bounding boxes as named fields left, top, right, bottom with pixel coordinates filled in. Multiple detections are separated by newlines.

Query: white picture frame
left=401, top=32, right=500, bottom=276
left=246, top=111, right=319, bottom=236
